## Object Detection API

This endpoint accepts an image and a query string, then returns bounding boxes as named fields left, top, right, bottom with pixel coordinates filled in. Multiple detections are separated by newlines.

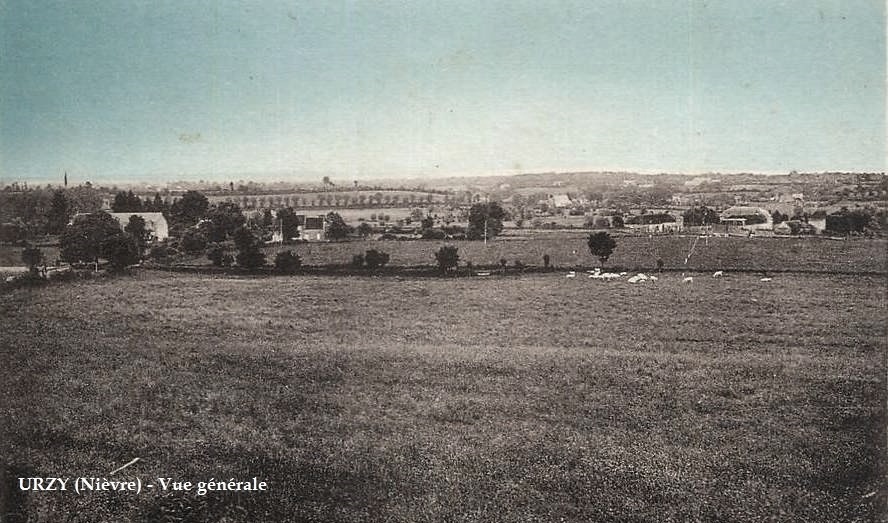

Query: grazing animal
left=683, top=276, right=693, bottom=283
left=649, top=275, right=658, bottom=281
left=713, top=271, right=724, bottom=278
left=760, top=277, right=772, bottom=282
left=566, top=271, right=577, bottom=278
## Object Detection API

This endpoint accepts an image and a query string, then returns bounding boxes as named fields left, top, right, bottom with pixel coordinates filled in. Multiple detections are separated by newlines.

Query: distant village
left=1, top=171, right=885, bottom=247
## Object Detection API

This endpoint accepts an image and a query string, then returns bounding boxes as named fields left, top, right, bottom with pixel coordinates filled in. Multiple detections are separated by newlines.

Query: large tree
left=170, top=190, right=209, bottom=228
left=46, top=190, right=71, bottom=235
left=203, top=201, right=246, bottom=242
left=233, top=226, right=266, bottom=269
left=276, top=207, right=301, bottom=241
left=111, top=190, right=143, bottom=213
left=21, top=244, right=43, bottom=275
left=467, top=202, right=507, bottom=241
left=325, top=212, right=352, bottom=240
left=124, top=215, right=151, bottom=256
left=682, top=206, right=720, bottom=226
left=587, top=232, right=617, bottom=265
left=435, top=245, right=459, bottom=274
left=60, top=212, right=123, bottom=265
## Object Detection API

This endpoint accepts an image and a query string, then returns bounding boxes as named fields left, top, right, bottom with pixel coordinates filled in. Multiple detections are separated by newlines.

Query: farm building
left=299, top=215, right=326, bottom=241
left=625, top=213, right=683, bottom=233
left=106, top=212, right=170, bottom=241
left=719, top=206, right=773, bottom=230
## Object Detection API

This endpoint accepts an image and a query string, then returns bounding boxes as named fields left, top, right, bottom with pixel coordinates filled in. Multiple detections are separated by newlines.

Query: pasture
left=0, top=270, right=884, bottom=521
left=263, top=236, right=887, bottom=273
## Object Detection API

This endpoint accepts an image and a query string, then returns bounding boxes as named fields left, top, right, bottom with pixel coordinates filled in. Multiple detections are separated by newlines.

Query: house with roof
left=108, top=212, right=170, bottom=240
left=299, top=215, right=326, bottom=241
left=719, top=206, right=773, bottom=230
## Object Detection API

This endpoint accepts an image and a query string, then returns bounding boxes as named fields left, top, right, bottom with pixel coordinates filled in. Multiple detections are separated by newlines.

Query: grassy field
left=1, top=270, right=884, bottom=521
left=262, top=236, right=887, bottom=273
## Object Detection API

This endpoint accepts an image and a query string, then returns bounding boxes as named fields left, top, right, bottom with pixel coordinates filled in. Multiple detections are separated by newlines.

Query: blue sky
left=1, top=0, right=884, bottom=184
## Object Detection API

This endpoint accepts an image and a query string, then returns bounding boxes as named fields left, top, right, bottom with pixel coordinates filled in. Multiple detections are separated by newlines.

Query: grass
left=1, top=270, right=884, bottom=521
left=260, top=235, right=887, bottom=273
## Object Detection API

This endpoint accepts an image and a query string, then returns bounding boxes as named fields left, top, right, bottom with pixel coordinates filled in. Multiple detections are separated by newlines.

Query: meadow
left=0, top=269, right=884, bottom=521
left=263, top=235, right=887, bottom=273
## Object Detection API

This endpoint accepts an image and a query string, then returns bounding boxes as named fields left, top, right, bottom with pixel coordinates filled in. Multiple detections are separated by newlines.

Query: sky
left=1, top=0, right=885, bottom=184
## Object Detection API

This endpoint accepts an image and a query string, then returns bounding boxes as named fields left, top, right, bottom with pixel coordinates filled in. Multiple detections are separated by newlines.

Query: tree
left=467, top=202, right=507, bottom=240
left=682, top=206, right=720, bottom=226
left=771, top=210, right=789, bottom=225
left=364, top=249, right=389, bottom=269
left=124, top=215, right=151, bottom=256
left=435, top=245, right=459, bottom=274
left=179, top=228, right=208, bottom=254
left=421, top=215, right=435, bottom=230
left=104, top=234, right=140, bottom=272
left=152, top=193, right=166, bottom=213
left=170, top=190, right=209, bottom=227
left=274, top=250, right=302, bottom=273
left=233, top=226, right=266, bottom=269
left=204, top=201, right=246, bottom=242
left=207, top=244, right=232, bottom=266
left=60, top=212, right=123, bottom=265
left=587, top=232, right=617, bottom=265
left=325, top=212, right=352, bottom=240
left=276, top=207, right=302, bottom=241
left=21, top=244, right=43, bottom=275
left=111, top=190, right=143, bottom=212
left=356, top=222, right=372, bottom=238
left=46, top=190, right=71, bottom=235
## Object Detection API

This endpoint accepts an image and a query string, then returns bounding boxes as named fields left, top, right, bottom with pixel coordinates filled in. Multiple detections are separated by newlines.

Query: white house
left=109, top=212, right=170, bottom=241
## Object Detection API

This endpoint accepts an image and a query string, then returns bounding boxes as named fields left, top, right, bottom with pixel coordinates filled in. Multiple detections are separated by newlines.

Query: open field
left=1, top=270, right=884, bottom=521
left=262, top=236, right=887, bottom=273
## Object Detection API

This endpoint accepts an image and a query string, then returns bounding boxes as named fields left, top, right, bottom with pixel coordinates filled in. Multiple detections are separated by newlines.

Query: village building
left=299, top=215, right=326, bottom=241
left=719, top=206, right=773, bottom=230
left=74, top=212, right=170, bottom=241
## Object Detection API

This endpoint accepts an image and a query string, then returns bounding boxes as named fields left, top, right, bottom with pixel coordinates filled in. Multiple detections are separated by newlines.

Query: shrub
left=274, top=250, right=302, bottom=273
left=364, top=249, right=390, bottom=269
left=352, top=254, right=365, bottom=268
left=543, top=254, right=551, bottom=268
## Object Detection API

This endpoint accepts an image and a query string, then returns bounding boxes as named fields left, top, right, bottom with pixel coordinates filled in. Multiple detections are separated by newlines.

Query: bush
left=274, top=250, right=302, bottom=273
left=543, top=254, right=551, bottom=268
left=435, top=245, right=459, bottom=274
left=364, top=249, right=390, bottom=269
left=351, top=254, right=365, bottom=268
